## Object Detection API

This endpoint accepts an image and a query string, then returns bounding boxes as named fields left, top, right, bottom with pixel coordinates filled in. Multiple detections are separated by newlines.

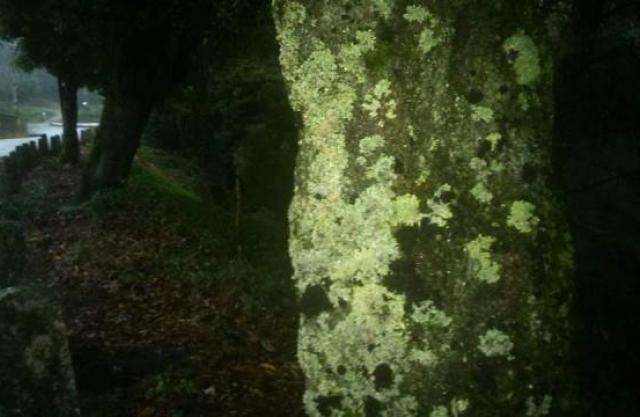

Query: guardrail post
left=38, top=134, right=49, bottom=156
left=0, top=155, right=20, bottom=198
left=15, top=145, right=28, bottom=178
left=0, top=157, right=9, bottom=200
left=0, top=220, right=26, bottom=286
left=50, top=135, right=62, bottom=156
left=8, top=151, right=19, bottom=193
left=29, top=141, right=39, bottom=165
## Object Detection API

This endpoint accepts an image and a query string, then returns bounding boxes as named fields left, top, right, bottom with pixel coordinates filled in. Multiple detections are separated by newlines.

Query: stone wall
left=0, top=287, right=80, bottom=417
left=0, top=220, right=26, bottom=287
left=0, top=137, right=93, bottom=415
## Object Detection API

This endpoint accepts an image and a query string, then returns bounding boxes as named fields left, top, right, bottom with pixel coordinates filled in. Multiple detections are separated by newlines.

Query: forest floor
left=16, top=149, right=305, bottom=417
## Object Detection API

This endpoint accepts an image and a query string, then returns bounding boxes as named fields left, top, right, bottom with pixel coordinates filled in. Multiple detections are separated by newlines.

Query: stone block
left=6, top=152, right=20, bottom=194
left=50, top=135, right=62, bottom=155
left=38, top=135, right=49, bottom=156
left=15, top=145, right=29, bottom=177
left=0, top=157, right=12, bottom=199
left=0, top=286, right=80, bottom=417
left=29, top=141, right=38, bottom=162
left=0, top=221, right=26, bottom=287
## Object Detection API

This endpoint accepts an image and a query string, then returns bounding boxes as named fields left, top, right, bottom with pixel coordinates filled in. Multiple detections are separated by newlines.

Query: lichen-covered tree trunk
left=273, top=1, right=574, bottom=416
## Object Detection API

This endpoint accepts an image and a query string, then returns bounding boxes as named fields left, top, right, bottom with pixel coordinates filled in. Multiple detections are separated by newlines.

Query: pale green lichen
left=432, top=109, right=442, bottom=124
left=394, top=194, right=424, bottom=225
left=408, top=348, right=438, bottom=367
left=469, top=157, right=494, bottom=204
left=416, top=172, right=428, bottom=185
left=298, top=278, right=447, bottom=415
left=355, top=30, right=377, bottom=48
left=416, top=155, right=429, bottom=185
left=372, top=0, right=393, bottom=19
left=469, top=157, right=488, bottom=174
left=465, top=234, right=500, bottom=283
left=478, top=328, right=514, bottom=357
left=339, top=30, right=377, bottom=83
left=426, top=183, right=453, bottom=227
left=366, top=155, right=396, bottom=181
left=428, top=135, right=443, bottom=151
left=451, top=398, right=470, bottom=417
left=503, top=31, right=541, bottom=86
left=274, top=3, right=564, bottom=415
left=431, top=405, right=449, bottom=417
left=299, top=284, right=418, bottom=415
left=418, top=28, right=440, bottom=54
left=403, top=5, right=441, bottom=54
left=403, top=5, right=431, bottom=23
left=276, top=5, right=438, bottom=412
left=389, top=396, right=420, bottom=416
left=526, top=395, right=552, bottom=417
left=470, top=182, right=493, bottom=204
left=273, top=2, right=306, bottom=80
left=363, top=79, right=397, bottom=126
left=411, top=300, right=452, bottom=328
left=486, top=132, right=501, bottom=151
left=359, top=134, right=385, bottom=156
left=507, top=200, right=539, bottom=234
left=425, top=399, right=470, bottom=417
left=468, top=157, right=485, bottom=170
left=489, top=160, right=504, bottom=173
left=471, top=105, right=494, bottom=123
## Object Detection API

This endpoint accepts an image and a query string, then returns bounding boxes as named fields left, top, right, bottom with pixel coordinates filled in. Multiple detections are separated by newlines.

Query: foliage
left=0, top=0, right=97, bottom=85
left=0, top=42, right=58, bottom=103
left=142, top=2, right=297, bottom=295
left=88, top=147, right=225, bottom=238
left=86, top=145, right=295, bottom=316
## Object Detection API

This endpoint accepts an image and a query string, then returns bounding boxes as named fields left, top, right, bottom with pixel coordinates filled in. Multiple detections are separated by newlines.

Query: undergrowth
left=15, top=146, right=302, bottom=417
left=85, top=145, right=295, bottom=316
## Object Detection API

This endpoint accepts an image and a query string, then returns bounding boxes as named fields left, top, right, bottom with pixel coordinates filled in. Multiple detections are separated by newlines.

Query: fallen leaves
left=20, top=156, right=304, bottom=417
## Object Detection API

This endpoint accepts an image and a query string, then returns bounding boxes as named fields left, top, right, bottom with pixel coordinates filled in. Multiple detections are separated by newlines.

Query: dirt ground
left=20, top=156, right=305, bottom=417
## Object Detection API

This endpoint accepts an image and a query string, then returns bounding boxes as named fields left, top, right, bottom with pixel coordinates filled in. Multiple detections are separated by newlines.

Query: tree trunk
left=273, top=1, right=575, bottom=416
left=554, top=2, right=640, bottom=414
left=80, top=91, right=154, bottom=198
left=58, top=75, right=79, bottom=164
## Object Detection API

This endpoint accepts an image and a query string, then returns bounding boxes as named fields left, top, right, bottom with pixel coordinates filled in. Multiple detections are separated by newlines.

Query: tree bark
left=80, top=91, right=154, bottom=198
left=58, top=75, right=79, bottom=164
left=273, top=1, right=575, bottom=416
left=77, top=23, right=190, bottom=200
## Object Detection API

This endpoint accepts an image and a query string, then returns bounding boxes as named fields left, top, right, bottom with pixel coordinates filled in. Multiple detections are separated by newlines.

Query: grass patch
left=90, top=146, right=226, bottom=234
left=85, top=147, right=229, bottom=289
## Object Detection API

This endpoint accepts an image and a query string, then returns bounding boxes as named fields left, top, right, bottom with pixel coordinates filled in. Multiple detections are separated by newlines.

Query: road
left=0, top=122, right=97, bottom=157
